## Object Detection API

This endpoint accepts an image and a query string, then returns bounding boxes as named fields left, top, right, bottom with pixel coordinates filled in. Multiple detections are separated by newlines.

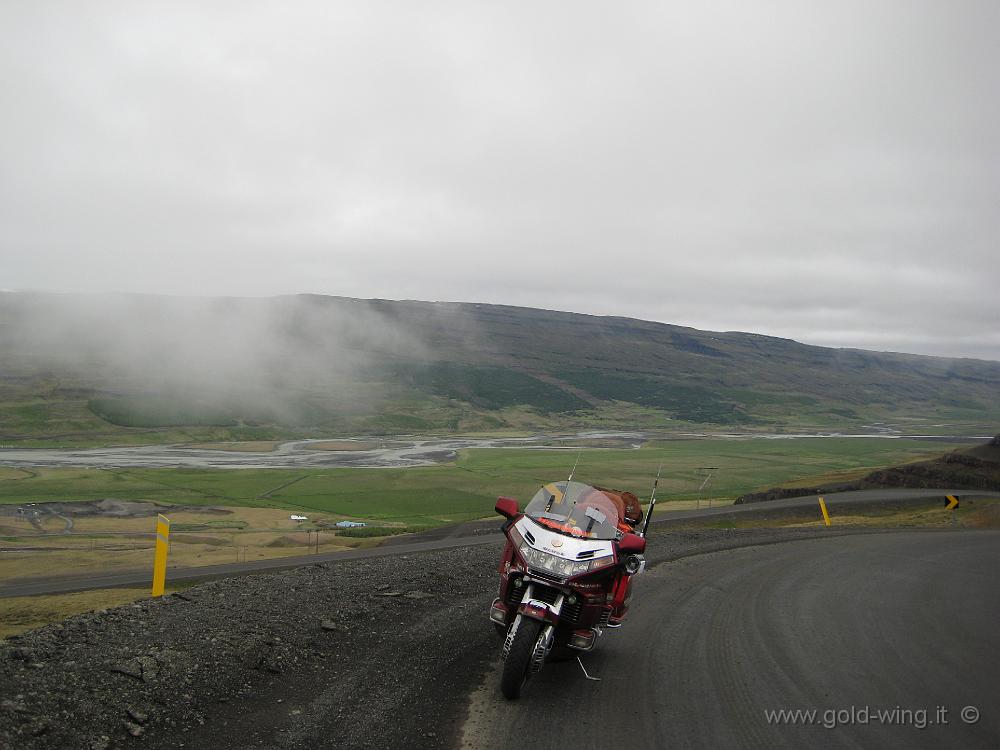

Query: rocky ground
left=0, top=526, right=883, bottom=749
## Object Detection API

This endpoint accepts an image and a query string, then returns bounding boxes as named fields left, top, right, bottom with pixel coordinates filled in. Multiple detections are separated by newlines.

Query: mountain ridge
left=0, top=291, right=997, bottom=441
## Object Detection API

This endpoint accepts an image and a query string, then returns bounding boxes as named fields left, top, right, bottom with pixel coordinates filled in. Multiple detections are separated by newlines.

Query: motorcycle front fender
left=517, top=598, right=560, bottom=624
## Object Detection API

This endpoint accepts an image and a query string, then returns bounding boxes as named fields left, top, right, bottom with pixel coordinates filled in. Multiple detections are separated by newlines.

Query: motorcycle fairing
left=513, top=516, right=615, bottom=563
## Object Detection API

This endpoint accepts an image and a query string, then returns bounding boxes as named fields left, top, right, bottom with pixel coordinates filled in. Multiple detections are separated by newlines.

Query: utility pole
left=696, top=467, right=718, bottom=508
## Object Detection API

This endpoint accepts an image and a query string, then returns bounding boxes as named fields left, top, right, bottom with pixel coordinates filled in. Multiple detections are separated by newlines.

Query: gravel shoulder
left=0, top=526, right=919, bottom=749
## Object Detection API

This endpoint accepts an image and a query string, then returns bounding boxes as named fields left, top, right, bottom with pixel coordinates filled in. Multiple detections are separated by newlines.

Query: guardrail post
left=818, top=497, right=832, bottom=527
left=151, top=514, right=171, bottom=597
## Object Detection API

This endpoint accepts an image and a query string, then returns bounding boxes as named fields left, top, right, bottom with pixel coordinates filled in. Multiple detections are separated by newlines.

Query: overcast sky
left=1, top=1, right=997, bottom=361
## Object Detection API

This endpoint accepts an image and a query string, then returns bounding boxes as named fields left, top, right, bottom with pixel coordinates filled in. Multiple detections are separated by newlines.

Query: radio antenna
left=546, top=449, right=583, bottom=513
left=567, top=449, right=581, bottom=484
left=639, top=463, right=663, bottom=537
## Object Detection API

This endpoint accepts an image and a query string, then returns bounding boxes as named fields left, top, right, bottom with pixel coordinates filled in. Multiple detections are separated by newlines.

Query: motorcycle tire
left=548, top=645, right=575, bottom=663
left=500, top=617, right=543, bottom=700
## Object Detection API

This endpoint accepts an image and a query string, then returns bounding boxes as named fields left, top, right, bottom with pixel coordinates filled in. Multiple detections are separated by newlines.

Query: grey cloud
left=1, top=0, right=997, bottom=360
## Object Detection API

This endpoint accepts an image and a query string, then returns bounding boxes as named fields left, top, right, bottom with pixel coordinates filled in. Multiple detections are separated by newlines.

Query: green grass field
left=0, top=438, right=964, bottom=526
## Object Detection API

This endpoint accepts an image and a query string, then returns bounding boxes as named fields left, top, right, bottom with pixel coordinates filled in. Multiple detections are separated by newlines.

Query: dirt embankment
left=0, top=546, right=500, bottom=750
left=737, top=435, right=1000, bottom=504
left=0, top=527, right=871, bottom=750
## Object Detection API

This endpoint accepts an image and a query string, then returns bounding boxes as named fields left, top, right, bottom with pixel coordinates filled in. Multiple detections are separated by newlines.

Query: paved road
left=659, top=488, right=1000, bottom=523
left=0, top=534, right=502, bottom=597
left=462, top=530, right=1000, bottom=749
left=3, top=488, right=996, bottom=598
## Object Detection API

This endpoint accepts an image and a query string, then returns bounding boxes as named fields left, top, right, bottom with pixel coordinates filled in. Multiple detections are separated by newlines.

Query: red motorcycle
left=489, top=480, right=651, bottom=698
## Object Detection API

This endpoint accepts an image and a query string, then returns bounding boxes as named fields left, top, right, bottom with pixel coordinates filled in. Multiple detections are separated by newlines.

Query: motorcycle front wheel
left=500, top=617, right=543, bottom=700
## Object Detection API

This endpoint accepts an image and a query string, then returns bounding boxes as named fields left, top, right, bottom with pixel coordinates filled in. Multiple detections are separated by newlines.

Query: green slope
left=0, top=292, right=998, bottom=443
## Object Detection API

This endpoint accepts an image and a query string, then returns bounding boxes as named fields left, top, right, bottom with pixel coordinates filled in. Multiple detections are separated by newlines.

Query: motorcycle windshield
left=523, top=481, right=623, bottom=540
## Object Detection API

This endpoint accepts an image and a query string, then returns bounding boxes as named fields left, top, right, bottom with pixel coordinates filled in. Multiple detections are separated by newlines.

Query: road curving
left=462, top=530, right=1000, bottom=750
left=1, top=524, right=998, bottom=748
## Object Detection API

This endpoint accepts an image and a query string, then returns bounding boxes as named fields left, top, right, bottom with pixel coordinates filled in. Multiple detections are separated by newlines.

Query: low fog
left=0, top=292, right=441, bottom=422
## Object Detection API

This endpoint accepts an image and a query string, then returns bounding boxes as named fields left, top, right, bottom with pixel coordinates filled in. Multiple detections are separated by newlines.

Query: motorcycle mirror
left=618, top=532, right=646, bottom=555
left=495, top=496, right=519, bottom=520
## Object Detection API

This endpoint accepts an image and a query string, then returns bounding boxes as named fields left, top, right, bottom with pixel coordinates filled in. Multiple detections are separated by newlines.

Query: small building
left=335, top=520, right=367, bottom=528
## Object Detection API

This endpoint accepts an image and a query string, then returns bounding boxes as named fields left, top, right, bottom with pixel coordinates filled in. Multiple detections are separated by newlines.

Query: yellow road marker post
left=818, top=497, right=831, bottom=527
left=151, top=514, right=171, bottom=597
left=945, top=495, right=959, bottom=510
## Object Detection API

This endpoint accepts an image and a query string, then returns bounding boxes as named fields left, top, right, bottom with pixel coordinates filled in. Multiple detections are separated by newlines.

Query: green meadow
left=0, top=438, right=962, bottom=527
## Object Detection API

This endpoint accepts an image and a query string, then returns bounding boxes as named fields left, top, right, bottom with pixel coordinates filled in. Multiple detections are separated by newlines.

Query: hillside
left=1, top=291, right=998, bottom=443
left=737, top=436, right=1000, bottom=503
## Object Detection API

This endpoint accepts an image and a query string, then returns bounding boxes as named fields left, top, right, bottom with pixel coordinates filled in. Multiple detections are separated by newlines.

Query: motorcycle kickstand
left=576, top=657, right=601, bottom=681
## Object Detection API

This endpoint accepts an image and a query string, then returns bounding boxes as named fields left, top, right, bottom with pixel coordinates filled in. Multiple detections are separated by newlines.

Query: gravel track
left=462, top=530, right=1000, bottom=750
left=0, top=527, right=912, bottom=749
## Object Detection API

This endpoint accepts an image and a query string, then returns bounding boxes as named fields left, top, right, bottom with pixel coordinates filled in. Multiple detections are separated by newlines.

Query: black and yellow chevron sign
left=945, top=495, right=959, bottom=510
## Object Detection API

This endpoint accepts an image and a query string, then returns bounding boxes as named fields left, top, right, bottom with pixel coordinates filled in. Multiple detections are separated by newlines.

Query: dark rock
left=137, top=655, right=159, bottom=681
left=109, top=661, right=143, bottom=681
left=242, top=639, right=287, bottom=674
left=1, top=699, right=30, bottom=714
left=109, top=655, right=159, bottom=682
left=404, top=591, right=434, bottom=600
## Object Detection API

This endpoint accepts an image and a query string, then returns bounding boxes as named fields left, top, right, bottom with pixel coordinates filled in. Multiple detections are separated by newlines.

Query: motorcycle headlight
left=587, top=555, right=615, bottom=572
left=510, top=525, right=617, bottom=579
left=518, top=544, right=610, bottom=578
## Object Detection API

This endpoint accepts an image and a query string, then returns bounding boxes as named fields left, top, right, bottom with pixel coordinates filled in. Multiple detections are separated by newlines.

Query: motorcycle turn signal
left=623, top=555, right=643, bottom=575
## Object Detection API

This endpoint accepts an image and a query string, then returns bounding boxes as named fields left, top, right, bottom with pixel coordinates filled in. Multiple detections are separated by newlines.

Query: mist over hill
left=1, top=291, right=997, bottom=443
